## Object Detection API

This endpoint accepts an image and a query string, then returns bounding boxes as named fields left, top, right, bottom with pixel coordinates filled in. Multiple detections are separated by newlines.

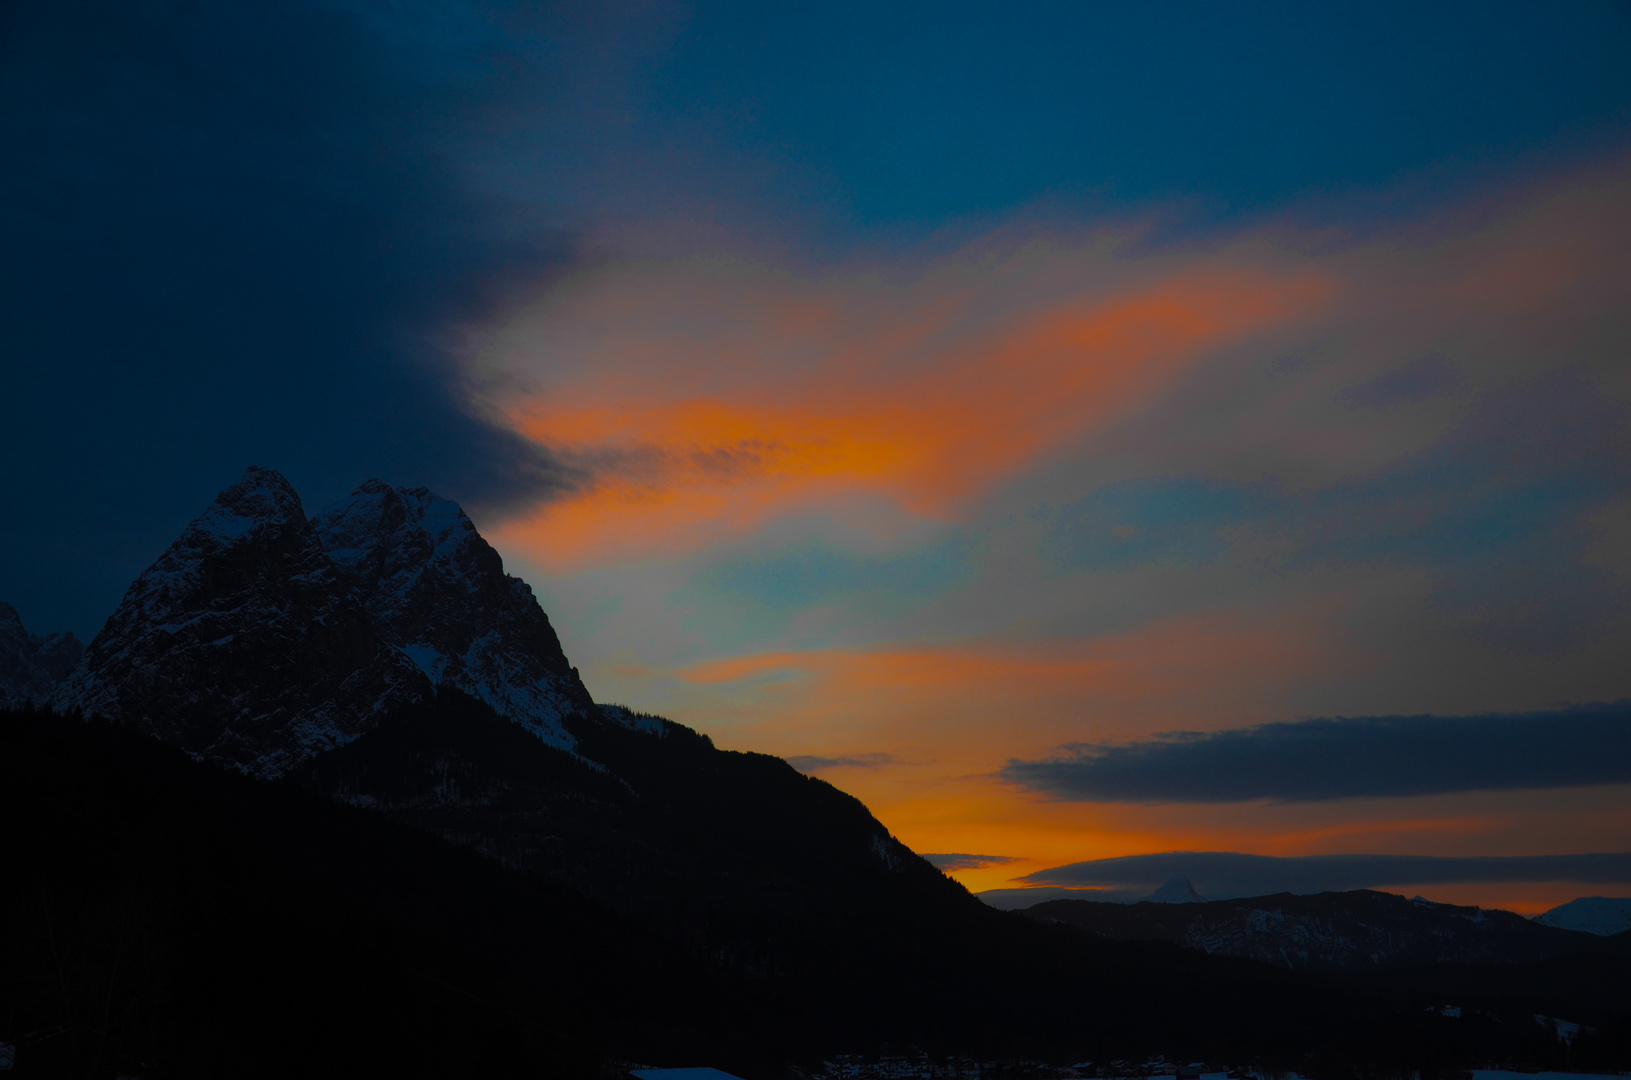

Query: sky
left=4, top=0, right=1630, bottom=912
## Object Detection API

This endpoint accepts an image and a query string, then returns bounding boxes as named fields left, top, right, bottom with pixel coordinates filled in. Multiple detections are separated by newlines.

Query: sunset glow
left=481, top=165, right=1631, bottom=911
left=12, top=0, right=1628, bottom=920
left=488, top=259, right=1334, bottom=565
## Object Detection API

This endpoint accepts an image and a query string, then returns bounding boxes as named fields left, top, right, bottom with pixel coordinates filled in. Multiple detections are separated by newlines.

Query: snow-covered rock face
left=312, top=479, right=596, bottom=749
left=52, top=467, right=431, bottom=776
left=0, top=601, right=84, bottom=707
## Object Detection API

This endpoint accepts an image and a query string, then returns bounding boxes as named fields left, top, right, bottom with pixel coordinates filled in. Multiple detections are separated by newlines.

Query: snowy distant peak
left=1535, top=896, right=1631, bottom=936
left=0, top=601, right=84, bottom=707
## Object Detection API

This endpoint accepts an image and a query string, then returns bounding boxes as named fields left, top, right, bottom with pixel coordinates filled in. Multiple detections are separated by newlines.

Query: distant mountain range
left=6, top=466, right=1630, bottom=1075
left=1017, top=889, right=1612, bottom=970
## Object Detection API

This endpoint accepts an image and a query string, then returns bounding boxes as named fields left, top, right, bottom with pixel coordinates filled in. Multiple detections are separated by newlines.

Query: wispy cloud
left=922, top=853, right=1019, bottom=871
left=1017, top=850, right=1631, bottom=900
left=478, top=236, right=1332, bottom=567
left=786, top=752, right=897, bottom=772
left=495, top=164, right=1631, bottom=914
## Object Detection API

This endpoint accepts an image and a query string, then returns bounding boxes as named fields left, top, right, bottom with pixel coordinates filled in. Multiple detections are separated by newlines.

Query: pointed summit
left=53, top=467, right=430, bottom=775
left=313, top=479, right=596, bottom=748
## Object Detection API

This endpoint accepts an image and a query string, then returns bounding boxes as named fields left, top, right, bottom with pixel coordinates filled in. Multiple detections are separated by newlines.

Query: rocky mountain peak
left=313, top=479, right=499, bottom=618
left=52, top=467, right=430, bottom=776
left=193, top=464, right=306, bottom=538
left=312, top=479, right=595, bottom=748
left=1, top=601, right=84, bottom=707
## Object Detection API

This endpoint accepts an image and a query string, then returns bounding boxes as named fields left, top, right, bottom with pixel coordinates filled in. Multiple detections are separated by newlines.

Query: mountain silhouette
left=11, top=467, right=1631, bottom=1074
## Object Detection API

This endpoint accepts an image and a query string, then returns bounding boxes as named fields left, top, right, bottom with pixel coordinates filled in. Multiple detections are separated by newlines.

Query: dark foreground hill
left=12, top=702, right=1598, bottom=1079
left=1020, top=890, right=1603, bottom=970
left=9, top=469, right=1631, bottom=1075
left=0, top=704, right=780, bottom=1079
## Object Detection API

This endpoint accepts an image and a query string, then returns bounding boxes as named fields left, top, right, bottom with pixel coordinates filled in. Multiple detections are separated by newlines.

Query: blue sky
left=4, top=0, right=1629, bottom=907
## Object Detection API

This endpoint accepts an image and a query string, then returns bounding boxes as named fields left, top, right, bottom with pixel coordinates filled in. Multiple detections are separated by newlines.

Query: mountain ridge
left=311, top=477, right=596, bottom=749
left=48, top=467, right=632, bottom=775
left=1021, top=888, right=1607, bottom=970
left=51, top=467, right=430, bottom=776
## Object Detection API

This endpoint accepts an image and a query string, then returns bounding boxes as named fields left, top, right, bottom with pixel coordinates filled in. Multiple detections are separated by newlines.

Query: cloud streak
left=786, top=753, right=896, bottom=772
left=1002, top=703, right=1631, bottom=803
left=923, top=853, right=1019, bottom=871
left=1016, top=850, right=1631, bottom=900
left=478, top=242, right=1332, bottom=566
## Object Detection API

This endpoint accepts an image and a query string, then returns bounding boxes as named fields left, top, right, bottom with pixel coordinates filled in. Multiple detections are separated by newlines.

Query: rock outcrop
left=52, top=467, right=430, bottom=775
left=311, top=480, right=595, bottom=749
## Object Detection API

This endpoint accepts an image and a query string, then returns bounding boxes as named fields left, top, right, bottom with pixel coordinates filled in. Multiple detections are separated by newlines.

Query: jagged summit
left=0, top=601, right=83, bottom=707
left=52, top=467, right=430, bottom=776
left=312, top=479, right=595, bottom=748
left=190, top=464, right=305, bottom=540
left=48, top=467, right=617, bottom=776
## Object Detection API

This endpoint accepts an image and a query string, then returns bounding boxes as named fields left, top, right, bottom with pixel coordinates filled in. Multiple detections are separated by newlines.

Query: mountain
left=1142, top=876, right=1208, bottom=903
left=12, top=707, right=1628, bottom=1079
left=1020, top=889, right=1605, bottom=970
left=51, top=467, right=431, bottom=776
left=0, top=704, right=778, bottom=1080
left=8, top=701, right=1509, bottom=1076
left=1536, top=896, right=1631, bottom=936
left=311, top=480, right=599, bottom=748
left=49, top=468, right=638, bottom=775
left=297, top=687, right=984, bottom=1024
left=22, top=466, right=1631, bottom=1073
left=0, top=601, right=81, bottom=707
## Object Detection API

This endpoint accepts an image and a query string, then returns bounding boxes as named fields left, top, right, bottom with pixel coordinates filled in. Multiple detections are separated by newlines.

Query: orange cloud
left=640, top=607, right=1344, bottom=891
left=634, top=601, right=1631, bottom=907
left=666, top=599, right=1344, bottom=750
left=486, top=262, right=1333, bottom=566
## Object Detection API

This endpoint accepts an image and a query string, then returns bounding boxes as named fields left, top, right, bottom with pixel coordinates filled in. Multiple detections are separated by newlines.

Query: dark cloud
left=1002, top=703, right=1631, bottom=803
left=0, top=0, right=577, bottom=638
left=1016, top=851, right=1631, bottom=901
left=786, top=753, right=896, bottom=772
left=922, top=853, right=1018, bottom=871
